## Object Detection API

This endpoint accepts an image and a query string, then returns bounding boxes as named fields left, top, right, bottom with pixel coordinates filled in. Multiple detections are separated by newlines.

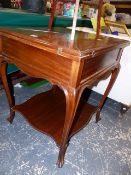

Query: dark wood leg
left=57, top=87, right=83, bottom=168
left=48, top=0, right=57, bottom=31
left=96, top=66, right=120, bottom=123
left=0, top=62, right=15, bottom=123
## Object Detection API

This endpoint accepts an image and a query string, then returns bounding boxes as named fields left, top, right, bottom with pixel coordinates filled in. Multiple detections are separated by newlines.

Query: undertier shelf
left=13, top=87, right=97, bottom=146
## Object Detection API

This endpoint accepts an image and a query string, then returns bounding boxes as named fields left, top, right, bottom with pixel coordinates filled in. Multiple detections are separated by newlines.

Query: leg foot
left=7, top=110, right=15, bottom=124
left=96, top=110, right=101, bottom=123
left=57, top=143, right=68, bottom=168
left=57, top=153, right=64, bottom=168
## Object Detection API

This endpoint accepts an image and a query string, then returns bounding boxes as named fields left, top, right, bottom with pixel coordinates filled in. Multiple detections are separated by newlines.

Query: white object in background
left=14, top=83, right=22, bottom=88
left=93, top=43, right=131, bottom=106
left=87, top=8, right=95, bottom=18
left=71, top=0, right=80, bottom=40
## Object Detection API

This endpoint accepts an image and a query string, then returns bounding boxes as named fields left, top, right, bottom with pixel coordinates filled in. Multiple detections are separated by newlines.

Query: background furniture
left=0, top=0, right=11, bottom=8
left=0, top=9, right=92, bottom=28
left=105, top=20, right=131, bottom=37
left=110, top=0, right=131, bottom=15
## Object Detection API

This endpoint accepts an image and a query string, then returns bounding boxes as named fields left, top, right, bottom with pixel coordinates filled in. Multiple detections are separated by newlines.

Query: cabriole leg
left=96, top=66, right=120, bottom=123
left=57, top=87, right=83, bottom=168
left=0, top=62, right=15, bottom=123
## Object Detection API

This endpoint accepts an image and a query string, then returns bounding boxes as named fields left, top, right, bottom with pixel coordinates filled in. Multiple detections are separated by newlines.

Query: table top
left=0, top=27, right=129, bottom=60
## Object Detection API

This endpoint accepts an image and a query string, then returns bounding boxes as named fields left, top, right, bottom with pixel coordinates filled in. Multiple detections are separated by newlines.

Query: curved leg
left=0, top=62, right=15, bottom=123
left=57, top=87, right=83, bottom=168
left=96, top=66, right=120, bottom=123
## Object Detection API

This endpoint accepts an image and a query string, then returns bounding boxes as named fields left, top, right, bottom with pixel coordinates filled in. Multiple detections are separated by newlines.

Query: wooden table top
left=0, top=27, right=129, bottom=60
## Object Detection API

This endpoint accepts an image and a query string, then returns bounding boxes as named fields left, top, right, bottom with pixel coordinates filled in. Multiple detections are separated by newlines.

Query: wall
left=93, top=34, right=131, bottom=106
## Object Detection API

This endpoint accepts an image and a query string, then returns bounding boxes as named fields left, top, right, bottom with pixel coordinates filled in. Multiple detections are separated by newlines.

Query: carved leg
left=0, top=62, right=15, bottom=123
left=96, top=66, right=120, bottom=123
left=57, top=87, right=83, bottom=168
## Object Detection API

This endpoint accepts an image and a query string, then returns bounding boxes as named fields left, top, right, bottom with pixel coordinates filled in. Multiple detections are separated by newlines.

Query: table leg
left=0, top=62, right=15, bottom=123
left=57, top=87, right=83, bottom=168
left=96, top=66, right=120, bottom=123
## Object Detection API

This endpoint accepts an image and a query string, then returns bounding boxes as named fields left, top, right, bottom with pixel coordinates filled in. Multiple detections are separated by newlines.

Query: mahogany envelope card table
left=0, top=27, right=129, bottom=167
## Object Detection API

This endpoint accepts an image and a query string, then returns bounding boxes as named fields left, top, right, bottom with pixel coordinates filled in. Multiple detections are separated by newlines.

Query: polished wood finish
left=0, top=27, right=129, bottom=167
left=13, top=86, right=97, bottom=146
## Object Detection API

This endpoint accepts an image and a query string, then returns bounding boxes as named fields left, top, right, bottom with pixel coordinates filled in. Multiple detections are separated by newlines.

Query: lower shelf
left=13, top=87, right=97, bottom=146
